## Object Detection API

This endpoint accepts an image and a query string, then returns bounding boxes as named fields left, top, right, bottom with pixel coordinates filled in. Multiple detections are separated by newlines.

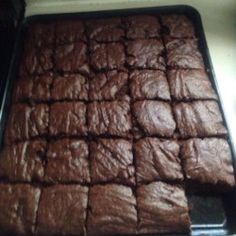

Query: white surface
left=25, top=0, right=236, bottom=146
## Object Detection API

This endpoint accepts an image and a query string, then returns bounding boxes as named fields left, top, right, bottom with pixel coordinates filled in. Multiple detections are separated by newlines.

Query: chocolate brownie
left=137, top=182, right=190, bottom=234
left=0, top=140, right=46, bottom=182
left=90, top=42, right=125, bottom=71
left=132, top=101, right=176, bottom=138
left=45, top=139, right=90, bottom=183
left=5, top=104, right=49, bottom=144
left=36, top=185, right=88, bottom=236
left=135, top=138, right=183, bottom=183
left=88, top=101, right=131, bottom=137
left=0, top=184, right=41, bottom=235
left=51, top=74, right=88, bottom=101
left=126, top=39, right=165, bottom=70
left=49, top=102, right=87, bottom=137
left=86, top=18, right=124, bottom=42
left=161, top=14, right=195, bottom=38
left=87, top=184, right=137, bottom=235
left=130, top=70, right=170, bottom=100
left=173, top=101, right=227, bottom=137
left=89, top=71, right=128, bottom=101
left=125, top=15, right=161, bottom=39
left=181, top=138, right=235, bottom=187
left=165, top=38, right=204, bottom=69
left=168, top=69, right=217, bottom=100
left=90, top=139, right=135, bottom=185
left=55, top=42, right=89, bottom=74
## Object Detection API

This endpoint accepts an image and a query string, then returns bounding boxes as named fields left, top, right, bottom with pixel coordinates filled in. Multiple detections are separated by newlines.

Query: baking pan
left=0, top=5, right=236, bottom=236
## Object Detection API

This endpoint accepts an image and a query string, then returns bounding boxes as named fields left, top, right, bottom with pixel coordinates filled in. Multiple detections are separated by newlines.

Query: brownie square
left=132, top=101, right=176, bottom=138
left=130, top=70, right=170, bottom=100
left=165, top=38, right=204, bottom=69
left=0, top=140, right=46, bottom=182
left=88, top=101, right=132, bottom=137
left=0, top=184, right=41, bottom=235
left=5, top=104, right=49, bottom=144
left=51, top=74, right=88, bottom=101
left=135, top=138, right=183, bottom=184
left=90, top=42, right=125, bottom=71
left=86, top=18, right=124, bottom=42
left=126, top=39, right=165, bottom=70
left=173, top=101, right=227, bottom=137
left=161, top=14, right=195, bottom=38
left=36, top=185, right=88, bottom=236
left=125, top=15, right=161, bottom=39
left=55, top=42, right=89, bottom=74
left=45, top=139, right=90, bottom=183
left=89, top=71, right=128, bottom=101
left=90, top=139, right=135, bottom=185
left=49, top=102, right=87, bottom=137
left=181, top=138, right=235, bottom=187
left=137, top=182, right=190, bottom=234
left=87, top=184, right=137, bottom=235
left=168, top=69, right=217, bottom=100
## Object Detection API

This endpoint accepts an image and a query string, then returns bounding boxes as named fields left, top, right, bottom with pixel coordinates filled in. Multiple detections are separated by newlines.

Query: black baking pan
left=0, top=5, right=236, bottom=236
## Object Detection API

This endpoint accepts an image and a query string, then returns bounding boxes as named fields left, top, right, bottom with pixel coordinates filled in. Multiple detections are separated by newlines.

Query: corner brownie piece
left=88, top=101, right=131, bottom=137
left=125, top=15, right=161, bottom=39
left=89, top=71, right=128, bottom=101
left=36, top=185, right=88, bottom=236
left=49, top=102, right=87, bottom=137
left=132, top=101, right=176, bottom=138
left=173, top=101, right=227, bottom=137
left=168, top=69, right=217, bottom=100
left=130, top=70, right=170, bottom=100
left=87, top=184, right=137, bottom=236
left=90, top=139, right=135, bottom=185
left=181, top=138, right=235, bottom=187
left=137, top=182, right=190, bottom=234
left=0, top=140, right=46, bottom=182
left=126, top=39, right=165, bottom=70
left=0, top=184, right=41, bottom=235
left=5, top=104, right=49, bottom=144
left=45, top=139, right=90, bottom=183
left=135, top=138, right=183, bottom=184
left=51, top=74, right=88, bottom=101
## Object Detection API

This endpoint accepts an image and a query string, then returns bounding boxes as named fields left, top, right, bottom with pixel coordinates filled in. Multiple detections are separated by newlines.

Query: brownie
left=13, top=73, right=53, bottom=102
left=51, top=73, right=88, bottom=101
left=125, top=15, right=161, bottom=39
left=86, top=18, right=124, bottom=42
left=88, top=101, right=131, bottom=137
left=161, top=14, right=195, bottom=38
left=55, top=42, right=89, bottom=74
left=55, top=20, right=85, bottom=45
left=45, top=139, right=90, bottom=183
left=130, top=70, right=170, bottom=100
left=0, top=140, right=46, bottom=182
left=137, top=182, right=190, bottom=234
left=90, top=42, right=125, bottom=71
left=49, top=102, right=87, bottom=137
left=0, top=184, right=41, bottom=235
left=127, top=39, right=165, bottom=70
left=173, top=101, right=227, bottom=137
left=87, top=184, right=137, bottom=236
left=135, top=138, right=183, bottom=183
left=89, top=71, right=128, bottom=101
left=165, top=38, right=204, bottom=69
left=181, top=138, right=235, bottom=187
left=168, top=69, right=217, bottom=100
left=36, top=185, right=88, bottom=236
left=5, top=104, right=49, bottom=144
left=90, top=139, right=135, bottom=185
left=132, top=101, right=176, bottom=138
